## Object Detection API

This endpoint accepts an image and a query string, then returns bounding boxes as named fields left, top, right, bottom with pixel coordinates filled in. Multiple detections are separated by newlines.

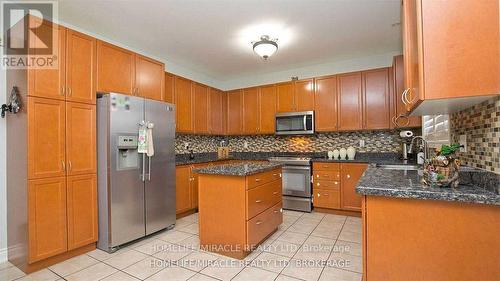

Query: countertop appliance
left=97, top=93, right=176, bottom=252
left=268, top=156, right=312, bottom=212
left=275, top=111, right=314, bottom=135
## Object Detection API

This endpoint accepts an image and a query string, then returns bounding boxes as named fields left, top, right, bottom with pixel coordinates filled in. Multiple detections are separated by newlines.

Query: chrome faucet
left=409, top=136, right=429, bottom=164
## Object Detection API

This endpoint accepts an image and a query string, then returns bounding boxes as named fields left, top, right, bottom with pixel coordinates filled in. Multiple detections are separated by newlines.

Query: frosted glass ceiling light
left=253, top=35, right=278, bottom=60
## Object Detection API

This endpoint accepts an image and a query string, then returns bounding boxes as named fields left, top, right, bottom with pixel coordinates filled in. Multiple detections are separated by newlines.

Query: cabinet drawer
left=247, top=168, right=282, bottom=189
left=313, top=162, right=340, bottom=171
left=247, top=179, right=282, bottom=220
left=314, top=188, right=340, bottom=209
left=247, top=202, right=282, bottom=248
left=313, top=171, right=340, bottom=181
left=314, top=180, right=340, bottom=190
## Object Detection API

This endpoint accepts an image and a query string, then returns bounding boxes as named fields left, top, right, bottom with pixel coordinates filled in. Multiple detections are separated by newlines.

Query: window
left=422, top=115, right=450, bottom=148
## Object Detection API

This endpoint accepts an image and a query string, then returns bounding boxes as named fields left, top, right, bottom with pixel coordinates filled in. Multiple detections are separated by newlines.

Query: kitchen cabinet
left=276, top=82, right=294, bottom=112
left=66, top=174, right=97, bottom=250
left=175, top=76, right=193, bottom=133
left=209, top=88, right=224, bottom=135
left=66, top=102, right=96, bottom=176
left=402, top=0, right=499, bottom=114
left=337, top=72, right=363, bottom=131
left=314, top=75, right=338, bottom=131
left=176, top=165, right=192, bottom=214
left=193, top=83, right=209, bottom=134
left=362, top=68, right=390, bottom=130
left=391, top=55, right=421, bottom=128
left=242, top=87, right=260, bottom=134
left=135, top=55, right=165, bottom=101
left=96, top=41, right=135, bottom=95
left=226, top=90, right=243, bottom=135
left=341, top=163, right=367, bottom=211
left=295, top=79, right=314, bottom=111
left=28, top=177, right=68, bottom=263
left=28, top=98, right=66, bottom=179
left=259, top=85, right=277, bottom=134
left=314, top=188, right=340, bottom=209
left=164, top=72, right=175, bottom=104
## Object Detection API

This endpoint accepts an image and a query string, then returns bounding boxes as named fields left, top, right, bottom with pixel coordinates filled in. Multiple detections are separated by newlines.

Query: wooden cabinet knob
left=255, top=178, right=261, bottom=182
left=255, top=199, right=262, bottom=203
left=347, top=174, right=351, bottom=179
left=273, top=191, right=278, bottom=195
left=256, top=221, right=263, bottom=225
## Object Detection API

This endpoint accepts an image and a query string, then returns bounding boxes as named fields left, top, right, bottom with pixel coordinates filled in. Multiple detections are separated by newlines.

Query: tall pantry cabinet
left=7, top=17, right=97, bottom=272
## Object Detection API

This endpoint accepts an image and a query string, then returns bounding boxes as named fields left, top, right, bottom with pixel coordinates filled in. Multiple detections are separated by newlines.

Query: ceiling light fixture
left=252, top=35, right=278, bottom=60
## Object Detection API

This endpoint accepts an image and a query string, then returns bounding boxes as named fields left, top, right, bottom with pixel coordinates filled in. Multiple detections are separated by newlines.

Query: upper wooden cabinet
left=242, top=87, right=260, bottom=134
left=164, top=72, right=175, bottom=104
left=337, top=72, right=363, bottom=131
left=276, top=82, right=294, bottom=112
left=209, top=88, right=224, bottom=135
left=314, top=76, right=338, bottom=131
left=226, top=90, right=243, bottom=135
left=259, top=85, right=277, bottom=134
left=96, top=41, right=135, bottom=95
left=402, top=0, right=499, bottom=114
left=175, top=76, right=193, bottom=133
left=193, top=83, right=209, bottom=134
left=392, top=55, right=421, bottom=128
left=276, top=80, right=314, bottom=112
left=135, top=55, right=165, bottom=101
left=362, top=68, right=390, bottom=130
left=66, top=102, right=96, bottom=176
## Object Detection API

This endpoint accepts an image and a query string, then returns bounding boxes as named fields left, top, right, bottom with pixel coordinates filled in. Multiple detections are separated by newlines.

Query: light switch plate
left=359, top=139, right=365, bottom=148
left=459, top=135, right=467, bottom=153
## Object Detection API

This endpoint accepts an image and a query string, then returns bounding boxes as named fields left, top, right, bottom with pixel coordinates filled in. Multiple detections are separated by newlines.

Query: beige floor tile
left=310, top=225, right=341, bottom=240
left=0, top=261, right=14, bottom=271
left=86, top=249, right=122, bottom=261
left=134, top=238, right=171, bottom=255
left=338, top=230, right=362, bottom=244
left=103, top=249, right=149, bottom=270
left=146, top=265, right=197, bottom=281
left=283, top=215, right=299, bottom=224
left=250, top=252, right=291, bottom=273
left=242, top=248, right=263, bottom=262
left=153, top=244, right=193, bottom=262
left=328, top=252, right=363, bottom=273
left=265, top=240, right=301, bottom=258
left=266, top=229, right=285, bottom=241
left=188, top=273, right=220, bottom=280
left=176, top=235, right=201, bottom=250
left=322, top=214, right=347, bottom=224
left=342, top=222, right=362, bottom=234
left=0, top=266, right=26, bottom=281
left=123, top=257, right=165, bottom=280
left=65, top=262, right=117, bottom=281
left=334, top=240, right=362, bottom=257
left=317, top=220, right=345, bottom=229
left=300, top=212, right=326, bottom=221
left=175, top=219, right=195, bottom=229
left=177, top=223, right=199, bottom=235
left=16, top=269, right=59, bottom=281
left=294, top=218, right=321, bottom=227
left=282, top=210, right=304, bottom=218
left=178, top=215, right=197, bottom=224
left=281, top=259, right=324, bottom=281
left=199, top=258, right=245, bottom=280
left=100, top=271, right=140, bottom=281
left=232, top=266, right=279, bottom=281
left=294, top=236, right=335, bottom=261
left=157, top=230, right=194, bottom=243
left=49, top=254, right=98, bottom=276
left=277, top=231, right=309, bottom=245
left=178, top=251, right=218, bottom=272
left=287, top=222, right=317, bottom=235
left=345, top=217, right=361, bottom=225
left=275, top=274, right=303, bottom=281
left=319, top=266, right=362, bottom=281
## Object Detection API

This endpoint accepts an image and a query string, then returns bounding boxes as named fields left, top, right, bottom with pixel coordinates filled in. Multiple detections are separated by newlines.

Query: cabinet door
left=96, top=41, right=135, bottom=95
left=28, top=177, right=67, bottom=262
left=66, top=102, right=96, bottom=176
left=363, top=68, right=390, bottom=130
left=28, top=98, right=66, bottom=179
left=136, top=55, right=165, bottom=101
left=175, top=76, right=193, bottom=133
left=209, top=88, right=224, bottom=135
left=276, top=82, right=294, bottom=112
left=314, top=76, right=337, bottom=131
left=337, top=72, right=363, bottom=131
left=259, top=85, right=277, bottom=134
left=402, top=0, right=422, bottom=111
left=341, top=163, right=367, bottom=211
left=176, top=166, right=192, bottom=214
left=67, top=174, right=98, bottom=250
left=164, top=72, right=175, bottom=104
left=28, top=20, right=66, bottom=100
left=295, top=79, right=314, bottom=111
left=242, top=87, right=260, bottom=134
left=65, top=29, right=96, bottom=104
left=193, top=83, right=209, bottom=134
left=314, top=188, right=340, bottom=209
left=392, top=55, right=421, bottom=128
left=226, top=90, right=243, bottom=135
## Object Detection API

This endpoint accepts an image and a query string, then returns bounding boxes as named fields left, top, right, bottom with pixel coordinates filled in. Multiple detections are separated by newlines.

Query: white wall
left=0, top=67, right=7, bottom=263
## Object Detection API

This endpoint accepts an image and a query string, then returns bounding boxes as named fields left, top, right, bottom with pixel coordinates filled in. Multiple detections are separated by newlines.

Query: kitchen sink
left=376, top=164, right=421, bottom=171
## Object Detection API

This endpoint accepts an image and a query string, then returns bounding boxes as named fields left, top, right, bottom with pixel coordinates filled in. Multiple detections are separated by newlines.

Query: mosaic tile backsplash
left=450, top=96, right=500, bottom=174
left=175, top=130, right=415, bottom=154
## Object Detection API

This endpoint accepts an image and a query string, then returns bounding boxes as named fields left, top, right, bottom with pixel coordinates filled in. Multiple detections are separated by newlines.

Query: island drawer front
left=246, top=168, right=282, bottom=190
left=314, top=188, right=340, bottom=209
left=247, top=202, right=283, bottom=248
left=313, top=162, right=340, bottom=171
left=247, top=179, right=282, bottom=220
left=314, top=180, right=340, bottom=190
left=313, top=171, right=341, bottom=181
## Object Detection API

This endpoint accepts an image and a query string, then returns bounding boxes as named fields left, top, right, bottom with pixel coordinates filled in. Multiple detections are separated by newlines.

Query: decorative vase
left=339, top=148, right=347, bottom=160
left=333, top=149, right=340, bottom=160
left=327, top=151, right=334, bottom=159
left=423, top=156, right=460, bottom=188
left=347, top=146, right=356, bottom=160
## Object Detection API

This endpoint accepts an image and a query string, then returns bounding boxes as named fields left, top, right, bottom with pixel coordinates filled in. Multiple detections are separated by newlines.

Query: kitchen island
left=193, top=162, right=283, bottom=259
left=356, top=165, right=500, bottom=280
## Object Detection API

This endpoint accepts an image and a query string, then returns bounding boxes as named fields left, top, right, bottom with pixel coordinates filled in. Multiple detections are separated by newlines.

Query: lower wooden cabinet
left=67, top=174, right=97, bottom=250
left=341, top=163, right=367, bottom=211
left=314, top=188, right=340, bottom=209
left=175, top=165, right=193, bottom=214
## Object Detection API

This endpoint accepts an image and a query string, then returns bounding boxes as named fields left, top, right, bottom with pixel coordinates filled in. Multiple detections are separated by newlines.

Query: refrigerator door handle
left=141, top=153, right=146, bottom=182
left=147, top=156, right=151, bottom=181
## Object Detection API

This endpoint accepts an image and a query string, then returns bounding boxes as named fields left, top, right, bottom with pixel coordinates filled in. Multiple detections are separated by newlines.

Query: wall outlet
left=243, top=141, right=248, bottom=149
left=184, top=142, right=190, bottom=149
left=359, top=139, right=365, bottom=148
left=459, top=135, right=467, bottom=153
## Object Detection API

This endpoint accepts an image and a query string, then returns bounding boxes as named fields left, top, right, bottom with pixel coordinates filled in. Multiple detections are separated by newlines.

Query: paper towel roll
left=400, top=130, right=414, bottom=138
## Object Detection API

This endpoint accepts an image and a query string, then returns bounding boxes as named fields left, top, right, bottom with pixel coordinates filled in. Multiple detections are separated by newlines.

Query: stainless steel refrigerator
left=96, top=92, right=176, bottom=252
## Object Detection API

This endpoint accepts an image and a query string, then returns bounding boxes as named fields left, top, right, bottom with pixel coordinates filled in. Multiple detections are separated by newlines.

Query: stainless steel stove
left=268, top=156, right=312, bottom=212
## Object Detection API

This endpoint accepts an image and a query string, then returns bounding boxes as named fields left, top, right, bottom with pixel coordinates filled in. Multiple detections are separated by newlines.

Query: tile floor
left=0, top=211, right=362, bottom=281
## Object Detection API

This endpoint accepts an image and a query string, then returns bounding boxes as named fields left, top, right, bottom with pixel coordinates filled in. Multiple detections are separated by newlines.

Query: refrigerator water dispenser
left=117, top=135, right=139, bottom=170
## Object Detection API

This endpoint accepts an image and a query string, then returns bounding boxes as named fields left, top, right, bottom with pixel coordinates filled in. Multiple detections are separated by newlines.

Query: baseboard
left=0, top=247, right=7, bottom=263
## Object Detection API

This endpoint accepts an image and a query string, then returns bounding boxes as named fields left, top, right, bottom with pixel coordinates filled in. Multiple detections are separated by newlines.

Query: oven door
left=282, top=166, right=312, bottom=197
left=275, top=111, right=314, bottom=135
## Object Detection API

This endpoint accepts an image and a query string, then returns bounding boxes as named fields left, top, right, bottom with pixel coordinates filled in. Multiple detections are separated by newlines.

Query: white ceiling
left=58, top=0, right=402, bottom=89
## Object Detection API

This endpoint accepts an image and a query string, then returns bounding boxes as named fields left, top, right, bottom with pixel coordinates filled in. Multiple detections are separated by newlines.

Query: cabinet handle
left=255, top=199, right=262, bottom=203
left=255, top=221, right=263, bottom=225
left=334, top=181, right=338, bottom=185
left=68, top=160, right=72, bottom=171
left=61, top=160, right=65, bottom=171
left=61, top=87, right=65, bottom=96
left=274, top=210, right=279, bottom=213
left=67, top=87, right=72, bottom=97
left=406, top=88, right=417, bottom=104
left=401, top=89, right=409, bottom=105
left=273, top=191, right=278, bottom=195
left=255, top=178, right=261, bottom=182
left=347, top=174, right=351, bottom=179
left=317, top=183, right=320, bottom=186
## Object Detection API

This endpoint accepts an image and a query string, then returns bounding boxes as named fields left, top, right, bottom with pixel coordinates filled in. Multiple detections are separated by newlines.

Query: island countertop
left=356, top=166, right=500, bottom=205
left=193, top=162, right=283, bottom=176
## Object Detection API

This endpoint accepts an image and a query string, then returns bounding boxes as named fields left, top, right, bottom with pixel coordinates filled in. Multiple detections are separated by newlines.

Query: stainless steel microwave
left=275, top=111, right=314, bottom=135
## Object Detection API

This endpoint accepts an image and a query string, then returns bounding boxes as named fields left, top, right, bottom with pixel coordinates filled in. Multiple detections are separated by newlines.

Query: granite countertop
left=312, top=153, right=417, bottom=165
left=193, top=162, right=283, bottom=176
left=356, top=166, right=500, bottom=205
